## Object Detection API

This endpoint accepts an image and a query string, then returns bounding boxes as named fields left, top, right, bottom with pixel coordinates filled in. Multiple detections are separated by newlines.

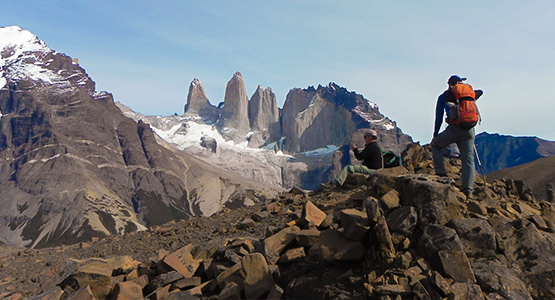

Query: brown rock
left=266, top=284, right=284, bottom=300
left=303, top=201, right=327, bottom=226
left=242, top=253, right=275, bottom=299
left=375, top=216, right=396, bottom=261
left=216, top=262, right=243, bottom=289
left=447, top=282, right=484, bottom=300
left=111, top=281, right=143, bottom=300
left=364, top=197, right=382, bottom=223
left=278, top=247, right=306, bottom=263
left=172, top=277, right=202, bottom=290
left=66, top=286, right=96, bottom=300
left=264, top=226, right=301, bottom=264
left=163, top=244, right=202, bottom=278
left=437, top=249, right=476, bottom=283
left=295, top=229, right=321, bottom=247
left=67, top=259, right=113, bottom=299
left=218, top=281, right=242, bottom=300
left=466, top=200, right=488, bottom=216
left=319, top=229, right=365, bottom=261
left=374, top=283, right=412, bottom=296
left=146, top=285, right=171, bottom=300
left=340, top=208, right=370, bottom=241
left=380, top=189, right=401, bottom=212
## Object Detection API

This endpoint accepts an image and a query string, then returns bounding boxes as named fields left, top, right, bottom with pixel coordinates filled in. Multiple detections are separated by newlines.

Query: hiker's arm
left=353, top=145, right=369, bottom=161
left=474, top=89, right=483, bottom=100
left=433, top=94, right=445, bottom=137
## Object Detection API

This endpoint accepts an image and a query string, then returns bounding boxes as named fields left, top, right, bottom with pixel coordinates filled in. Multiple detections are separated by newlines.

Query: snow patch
left=302, top=145, right=339, bottom=157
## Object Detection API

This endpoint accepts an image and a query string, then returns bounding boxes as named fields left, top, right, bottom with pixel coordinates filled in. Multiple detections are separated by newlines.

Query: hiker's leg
left=335, top=165, right=376, bottom=185
left=351, top=165, right=376, bottom=176
left=335, top=165, right=356, bottom=185
left=432, top=125, right=470, bottom=175
left=457, top=128, right=475, bottom=195
left=431, top=128, right=455, bottom=175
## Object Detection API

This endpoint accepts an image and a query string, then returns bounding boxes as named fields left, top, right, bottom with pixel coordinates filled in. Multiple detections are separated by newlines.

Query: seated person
left=335, top=129, right=383, bottom=186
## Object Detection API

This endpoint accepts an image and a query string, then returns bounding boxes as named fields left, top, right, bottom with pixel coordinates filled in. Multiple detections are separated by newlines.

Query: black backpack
left=382, top=151, right=401, bottom=168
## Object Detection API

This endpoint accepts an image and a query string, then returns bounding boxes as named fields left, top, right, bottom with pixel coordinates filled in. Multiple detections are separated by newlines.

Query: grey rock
left=248, top=85, right=280, bottom=147
left=217, top=72, right=250, bottom=141
left=386, top=206, right=417, bottom=238
left=184, top=78, right=218, bottom=123
left=446, top=218, right=496, bottom=258
left=471, top=259, right=533, bottom=300
left=396, top=174, right=465, bottom=226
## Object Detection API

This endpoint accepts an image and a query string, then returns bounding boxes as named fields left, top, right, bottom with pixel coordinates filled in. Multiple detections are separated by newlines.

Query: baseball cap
left=364, top=129, right=377, bottom=138
left=448, top=75, right=467, bottom=86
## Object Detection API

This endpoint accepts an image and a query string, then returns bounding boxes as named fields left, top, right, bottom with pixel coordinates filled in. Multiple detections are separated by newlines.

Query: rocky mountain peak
left=0, top=26, right=95, bottom=96
left=280, top=82, right=410, bottom=153
left=247, top=85, right=281, bottom=147
left=184, top=78, right=218, bottom=123
left=216, top=71, right=250, bottom=141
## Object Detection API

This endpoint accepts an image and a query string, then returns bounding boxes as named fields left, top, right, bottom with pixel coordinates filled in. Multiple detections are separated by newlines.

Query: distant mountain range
left=1, top=25, right=554, bottom=249
left=475, top=132, right=555, bottom=174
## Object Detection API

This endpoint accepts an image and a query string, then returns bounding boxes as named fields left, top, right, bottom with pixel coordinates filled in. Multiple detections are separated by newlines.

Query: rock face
left=281, top=83, right=411, bottom=154
left=216, top=72, right=250, bottom=141
left=183, top=78, right=218, bottom=123
left=247, top=85, right=281, bottom=147
left=4, top=142, right=555, bottom=300
left=0, top=26, right=281, bottom=249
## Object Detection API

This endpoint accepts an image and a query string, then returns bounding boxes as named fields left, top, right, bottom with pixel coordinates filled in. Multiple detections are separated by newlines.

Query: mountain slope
left=487, top=154, right=555, bottom=200
left=475, top=132, right=555, bottom=174
left=0, top=26, right=281, bottom=248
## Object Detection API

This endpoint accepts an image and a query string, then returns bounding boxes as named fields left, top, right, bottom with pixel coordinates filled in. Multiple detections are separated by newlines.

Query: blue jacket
left=434, top=88, right=483, bottom=137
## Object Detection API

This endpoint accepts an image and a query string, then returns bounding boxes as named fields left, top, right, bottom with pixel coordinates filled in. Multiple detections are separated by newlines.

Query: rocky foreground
left=2, top=143, right=555, bottom=300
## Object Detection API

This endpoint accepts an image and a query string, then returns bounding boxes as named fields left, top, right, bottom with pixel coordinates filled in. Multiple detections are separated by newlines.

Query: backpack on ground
left=446, top=83, right=480, bottom=129
left=382, top=150, right=401, bottom=168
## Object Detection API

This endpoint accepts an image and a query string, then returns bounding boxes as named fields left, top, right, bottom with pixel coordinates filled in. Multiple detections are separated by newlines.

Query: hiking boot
left=463, top=190, right=476, bottom=200
left=436, top=173, right=448, bottom=177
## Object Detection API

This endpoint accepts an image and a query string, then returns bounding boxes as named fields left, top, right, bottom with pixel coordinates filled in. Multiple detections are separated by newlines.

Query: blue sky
left=3, top=1, right=555, bottom=144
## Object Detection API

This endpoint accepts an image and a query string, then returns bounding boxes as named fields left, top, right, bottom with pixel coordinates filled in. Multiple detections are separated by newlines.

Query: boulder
left=339, top=208, right=370, bottom=241
left=446, top=218, right=496, bottom=258
left=471, top=259, right=533, bottom=300
left=264, top=226, right=301, bottom=265
left=241, top=253, right=275, bottom=299
left=397, top=174, right=465, bottom=226
left=319, top=229, right=365, bottom=261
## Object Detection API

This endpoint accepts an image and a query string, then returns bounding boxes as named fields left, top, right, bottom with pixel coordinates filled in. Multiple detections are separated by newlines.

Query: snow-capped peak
left=0, top=26, right=94, bottom=93
left=0, top=26, right=50, bottom=59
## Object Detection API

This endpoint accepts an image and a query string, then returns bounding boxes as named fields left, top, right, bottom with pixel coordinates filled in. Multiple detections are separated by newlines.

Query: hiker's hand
left=351, top=143, right=357, bottom=150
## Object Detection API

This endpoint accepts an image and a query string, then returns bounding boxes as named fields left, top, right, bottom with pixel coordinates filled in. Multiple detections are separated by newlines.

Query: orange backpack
left=447, top=83, right=480, bottom=129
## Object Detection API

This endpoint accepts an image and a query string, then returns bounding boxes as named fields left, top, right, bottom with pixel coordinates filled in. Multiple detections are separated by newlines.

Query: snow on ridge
left=0, top=26, right=50, bottom=56
left=302, top=145, right=339, bottom=157
left=0, top=26, right=60, bottom=89
left=152, top=121, right=265, bottom=154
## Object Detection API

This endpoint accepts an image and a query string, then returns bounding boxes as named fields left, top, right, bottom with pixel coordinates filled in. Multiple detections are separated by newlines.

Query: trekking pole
left=473, top=144, right=486, bottom=185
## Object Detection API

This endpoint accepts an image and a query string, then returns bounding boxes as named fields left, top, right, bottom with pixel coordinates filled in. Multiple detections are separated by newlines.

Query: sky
left=2, top=1, right=555, bottom=144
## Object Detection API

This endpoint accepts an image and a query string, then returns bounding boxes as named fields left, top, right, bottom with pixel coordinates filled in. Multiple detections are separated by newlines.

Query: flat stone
left=264, top=226, right=301, bottom=264
left=438, top=249, right=476, bottom=283
left=303, top=201, right=327, bottom=226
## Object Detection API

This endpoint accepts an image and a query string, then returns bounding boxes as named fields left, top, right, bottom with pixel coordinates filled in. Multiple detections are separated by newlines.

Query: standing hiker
left=335, top=129, right=383, bottom=186
left=431, top=75, right=483, bottom=198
